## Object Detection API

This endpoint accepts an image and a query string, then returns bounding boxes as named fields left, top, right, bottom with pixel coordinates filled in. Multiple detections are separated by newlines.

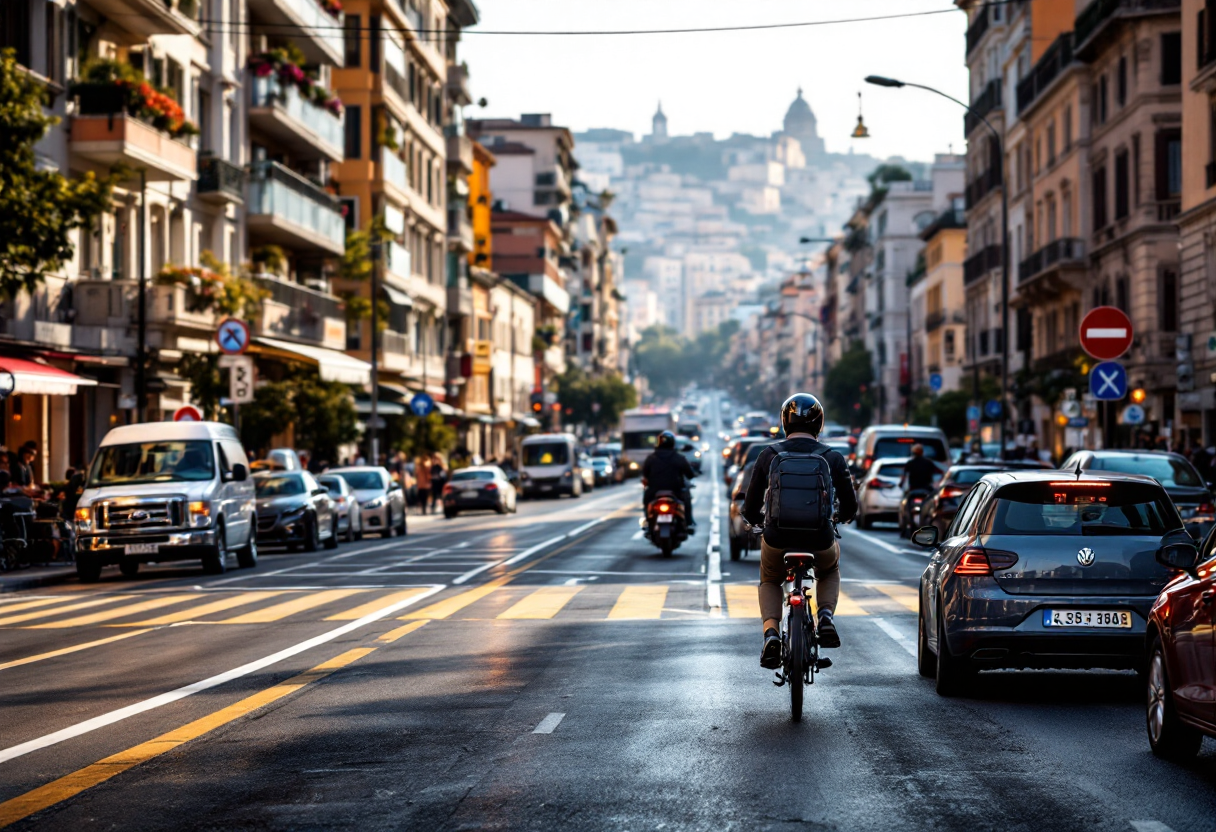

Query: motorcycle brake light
left=1198, top=502, right=1214, bottom=514
left=442, top=484, right=453, bottom=495
left=658, top=503, right=671, bottom=513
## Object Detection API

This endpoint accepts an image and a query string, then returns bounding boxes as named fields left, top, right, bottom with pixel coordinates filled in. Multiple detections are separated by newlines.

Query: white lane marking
left=871, top=617, right=917, bottom=657
left=840, top=526, right=929, bottom=558
left=631, top=529, right=644, bottom=540
left=0, top=584, right=445, bottom=766
left=706, top=455, right=722, bottom=607
left=532, top=712, right=565, bottom=734
left=563, top=576, right=598, bottom=586
left=452, top=558, right=509, bottom=585
left=1130, top=823, right=1177, bottom=832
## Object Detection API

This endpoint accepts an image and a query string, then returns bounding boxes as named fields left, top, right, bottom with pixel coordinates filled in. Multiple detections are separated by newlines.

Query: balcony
left=965, top=79, right=1002, bottom=135
left=85, top=0, right=200, bottom=37
left=446, top=63, right=472, bottom=107
left=252, top=273, right=347, bottom=348
left=247, top=161, right=345, bottom=255
left=249, top=76, right=344, bottom=162
left=1074, top=0, right=1180, bottom=60
left=964, top=245, right=1003, bottom=285
left=447, top=204, right=474, bottom=251
left=1016, top=33, right=1074, bottom=115
left=1018, top=238, right=1086, bottom=287
left=965, top=167, right=1002, bottom=209
left=385, top=241, right=412, bottom=283
left=445, top=128, right=473, bottom=175
left=197, top=156, right=245, bottom=204
left=925, top=310, right=947, bottom=333
left=381, top=147, right=409, bottom=199
left=1157, top=200, right=1181, bottom=222
left=965, top=5, right=990, bottom=56
left=246, top=0, right=344, bottom=66
left=70, top=112, right=196, bottom=182
left=384, top=62, right=410, bottom=106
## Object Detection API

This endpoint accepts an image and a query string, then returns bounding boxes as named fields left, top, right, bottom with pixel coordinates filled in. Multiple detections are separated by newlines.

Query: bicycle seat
left=783, top=552, right=816, bottom=570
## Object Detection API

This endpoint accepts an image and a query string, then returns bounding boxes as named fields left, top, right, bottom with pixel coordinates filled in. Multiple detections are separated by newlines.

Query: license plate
left=461, top=490, right=479, bottom=499
left=540, top=485, right=553, bottom=492
left=124, top=543, right=159, bottom=556
left=656, top=514, right=674, bottom=524
left=1043, top=609, right=1132, bottom=629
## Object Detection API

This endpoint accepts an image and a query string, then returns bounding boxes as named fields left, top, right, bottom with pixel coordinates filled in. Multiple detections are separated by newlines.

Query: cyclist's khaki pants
left=759, top=539, right=840, bottom=632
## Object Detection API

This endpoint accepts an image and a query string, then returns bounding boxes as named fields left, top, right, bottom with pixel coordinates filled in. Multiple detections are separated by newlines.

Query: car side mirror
left=1156, top=542, right=1200, bottom=577
left=231, top=464, right=248, bottom=482
left=911, top=526, right=939, bottom=548
left=313, top=487, right=329, bottom=496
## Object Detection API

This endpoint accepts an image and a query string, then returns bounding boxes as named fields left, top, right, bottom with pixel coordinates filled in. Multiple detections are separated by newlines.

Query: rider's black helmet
left=780, top=393, right=825, bottom=438
left=657, top=430, right=676, bottom=450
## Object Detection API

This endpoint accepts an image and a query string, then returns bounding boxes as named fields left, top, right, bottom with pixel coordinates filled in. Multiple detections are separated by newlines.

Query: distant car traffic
left=315, top=473, right=363, bottom=543
left=852, top=425, right=950, bottom=479
left=442, top=466, right=518, bottom=517
left=677, top=439, right=703, bottom=475
left=254, top=471, right=338, bottom=551
left=913, top=470, right=1183, bottom=696
left=326, top=466, right=407, bottom=538
left=917, top=463, right=1040, bottom=537
left=587, top=453, right=621, bottom=485
left=577, top=454, right=597, bottom=492
left=856, top=458, right=909, bottom=529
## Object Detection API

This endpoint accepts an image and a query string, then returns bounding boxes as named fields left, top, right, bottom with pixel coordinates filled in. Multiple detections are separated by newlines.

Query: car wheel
left=345, top=515, right=355, bottom=543
left=934, top=603, right=972, bottom=696
left=237, top=533, right=258, bottom=569
left=729, top=536, right=742, bottom=561
left=75, top=556, right=102, bottom=583
left=119, top=560, right=139, bottom=579
left=303, top=514, right=320, bottom=552
left=917, top=585, right=936, bottom=679
left=380, top=510, right=394, bottom=539
left=324, top=517, right=340, bottom=550
left=496, top=500, right=508, bottom=515
left=858, top=511, right=871, bottom=530
left=203, top=528, right=228, bottom=575
left=444, top=508, right=456, bottom=520
left=1146, top=636, right=1203, bottom=760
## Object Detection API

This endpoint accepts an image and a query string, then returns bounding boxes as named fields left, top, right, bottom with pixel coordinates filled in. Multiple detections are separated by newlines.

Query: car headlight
left=563, top=470, right=573, bottom=478
left=188, top=501, right=212, bottom=528
left=363, top=497, right=385, bottom=509
left=629, top=461, right=639, bottom=470
left=74, top=506, right=92, bottom=532
left=281, top=506, right=307, bottom=521
left=694, top=451, right=702, bottom=458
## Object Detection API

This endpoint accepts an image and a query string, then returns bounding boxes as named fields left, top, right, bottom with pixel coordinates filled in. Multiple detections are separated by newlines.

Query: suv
left=74, top=421, right=258, bottom=581
left=852, top=425, right=950, bottom=479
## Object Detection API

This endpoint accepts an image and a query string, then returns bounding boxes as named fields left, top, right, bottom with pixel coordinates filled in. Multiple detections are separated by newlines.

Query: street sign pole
left=370, top=240, right=381, bottom=466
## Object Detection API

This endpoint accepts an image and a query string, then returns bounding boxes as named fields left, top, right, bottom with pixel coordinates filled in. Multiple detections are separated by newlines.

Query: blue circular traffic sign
left=216, top=318, right=251, bottom=355
left=929, top=373, right=943, bottom=392
left=1089, top=361, right=1128, bottom=401
left=410, top=392, right=435, bottom=417
left=983, top=399, right=1003, bottom=420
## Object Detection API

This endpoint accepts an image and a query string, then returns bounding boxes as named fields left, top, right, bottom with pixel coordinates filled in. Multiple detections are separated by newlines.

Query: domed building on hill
left=782, top=88, right=825, bottom=158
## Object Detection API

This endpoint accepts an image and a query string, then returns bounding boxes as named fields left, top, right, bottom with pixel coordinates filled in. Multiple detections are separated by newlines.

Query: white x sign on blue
left=1089, top=360, right=1127, bottom=401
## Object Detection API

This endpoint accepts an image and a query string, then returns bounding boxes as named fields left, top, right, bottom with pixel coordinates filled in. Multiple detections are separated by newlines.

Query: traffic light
left=1130, top=388, right=1146, bottom=404
left=530, top=391, right=544, bottom=413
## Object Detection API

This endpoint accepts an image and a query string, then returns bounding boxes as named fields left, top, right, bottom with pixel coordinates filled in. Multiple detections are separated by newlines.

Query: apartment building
left=910, top=199, right=968, bottom=396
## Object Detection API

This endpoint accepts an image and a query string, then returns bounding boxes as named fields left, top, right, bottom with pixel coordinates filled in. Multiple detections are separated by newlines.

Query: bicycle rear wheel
left=786, top=605, right=805, bottom=722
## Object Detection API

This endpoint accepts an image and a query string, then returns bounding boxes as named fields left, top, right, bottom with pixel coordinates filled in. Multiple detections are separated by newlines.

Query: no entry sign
left=1079, top=306, right=1133, bottom=360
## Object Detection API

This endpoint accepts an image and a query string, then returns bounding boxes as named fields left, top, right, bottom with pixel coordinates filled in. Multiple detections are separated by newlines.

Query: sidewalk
left=0, top=564, right=78, bottom=593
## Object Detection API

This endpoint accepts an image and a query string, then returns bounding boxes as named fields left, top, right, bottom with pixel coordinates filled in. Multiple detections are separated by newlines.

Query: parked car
left=852, top=425, right=950, bottom=479
left=442, top=466, right=518, bottom=517
left=316, top=473, right=362, bottom=542
left=250, top=448, right=303, bottom=472
left=725, top=436, right=772, bottom=487
left=1144, top=525, right=1216, bottom=759
left=519, top=433, right=584, bottom=498
left=577, top=454, right=597, bottom=492
left=254, top=471, right=338, bottom=551
left=912, top=470, right=1182, bottom=696
left=917, top=465, right=1010, bottom=538
left=327, top=466, right=408, bottom=538
left=856, top=458, right=910, bottom=529
left=1061, top=450, right=1215, bottom=541
left=73, top=421, right=258, bottom=581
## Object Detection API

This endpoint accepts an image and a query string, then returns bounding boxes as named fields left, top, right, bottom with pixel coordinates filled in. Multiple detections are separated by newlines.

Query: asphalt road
left=1, top=419, right=1215, bottom=830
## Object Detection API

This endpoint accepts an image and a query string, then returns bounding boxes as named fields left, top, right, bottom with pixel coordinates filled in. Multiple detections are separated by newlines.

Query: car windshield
left=950, top=468, right=1002, bottom=485
left=988, top=482, right=1182, bottom=536
left=89, top=440, right=215, bottom=487
left=334, top=471, right=384, bottom=490
left=451, top=470, right=495, bottom=481
left=523, top=443, right=569, bottom=466
left=1087, top=455, right=1203, bottom=488
left=873, top=437, right=947, bottom=461
left=255, top=476, right=305, bottom=497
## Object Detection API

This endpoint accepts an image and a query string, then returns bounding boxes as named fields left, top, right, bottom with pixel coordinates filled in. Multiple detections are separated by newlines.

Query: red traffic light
left=531, top=402, right=543, bottom=413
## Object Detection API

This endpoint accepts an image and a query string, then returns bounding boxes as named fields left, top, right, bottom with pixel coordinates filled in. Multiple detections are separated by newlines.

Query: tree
left=866, top=163, right=912, bottom=192
left=395, top=412, right=458, bottom=459
left=556, top=366, right=638, bottom=438
left=633, top=326, right=688, bottom=399
left=824, top=341, right=875, bottom=427
left=176, top=354, right=227, bottom=420
left=291, top=376, right=361, bottom=464
left=0, top=49, right=117, bottom=299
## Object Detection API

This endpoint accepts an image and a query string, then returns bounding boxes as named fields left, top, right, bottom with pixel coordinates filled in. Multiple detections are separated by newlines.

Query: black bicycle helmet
left=780, top=393, right=825, bottom=438
left=657, top=430, right=676, bottom=450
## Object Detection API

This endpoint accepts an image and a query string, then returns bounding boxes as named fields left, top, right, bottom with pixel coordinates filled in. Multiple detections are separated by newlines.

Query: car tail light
left=863, top=456, right=873, bottom=470
left=954, top=547, right=1018, bottom=576
left=1198, top=502, right=1214, bottom=514
left=867, top=478, right=892, bottom=489
left=939, top=486, right=964, bottom=499
left=442, top=484, right=454, bottom=495
left=484, top=483, right=498, bottom=492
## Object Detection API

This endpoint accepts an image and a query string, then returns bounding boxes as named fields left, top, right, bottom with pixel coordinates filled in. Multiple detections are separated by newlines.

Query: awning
left=0, top=356, right=99, bottom=396
left=255, top=337, right=371, bottom=385
left=378, top=382, right=412, bottom=399
left=433, top=400, right=459, bottom=416
left=381, top=284, right=414, bottom=308
left=519, top=417, right=541, bottom=428
left=354, top=398, right=408, bottom=416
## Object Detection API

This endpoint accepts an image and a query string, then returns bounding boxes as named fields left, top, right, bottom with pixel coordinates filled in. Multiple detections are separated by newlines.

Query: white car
left=856, top=458, right=910, bottom=530
left=315, top=473, right=363, bottom=542
left=326, top=466, right=407, bottom=538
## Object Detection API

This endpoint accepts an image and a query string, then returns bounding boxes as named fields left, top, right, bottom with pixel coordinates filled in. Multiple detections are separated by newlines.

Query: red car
left=1145, top=528, right=1216, bottom=759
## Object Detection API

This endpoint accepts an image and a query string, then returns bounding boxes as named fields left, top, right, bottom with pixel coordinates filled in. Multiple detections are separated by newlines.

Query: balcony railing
left=446, top=62, right=471, bottom=106
left=1156, top=200, right=1181, bottom=222
left=447, top=204, right=473, bottom=250
left=247, top=160, right=345, bottom=252
left=250, top=75, right=344, bottom=158
left=381, top=147, right=408, bottom=193
left=965, top=167, right=1003, bottom=209
left=252, top=273, right=345, bottom=346
left=1016, top=33, right=1074, bottom=114
left=245, top=0, right=343, bottom=64
left=384, top=61, right=410, bottom=103
left=197, top=156, right=245, bottom=202
left=925, top=310, right=947, bottom=332
left=1018, top=238, right=1086, bottom=283
left=965, top=79, right=1002, bottom=135
left=965, top=5, right=990, bottom=56
left=1075, top=0, right=1180, bottom=55
left=964, top=245, right=1003, bottom=285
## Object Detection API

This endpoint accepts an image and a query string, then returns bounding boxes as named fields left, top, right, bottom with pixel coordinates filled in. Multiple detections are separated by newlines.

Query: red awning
left=0, top=356, right=99, bottom=396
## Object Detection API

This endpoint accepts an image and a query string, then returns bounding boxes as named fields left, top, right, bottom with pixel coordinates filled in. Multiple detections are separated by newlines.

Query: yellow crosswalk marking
left=401, top=577, right=509, bottom=620
left=378, top=620, right=429, bottom=643
left=0, top=596, right=132, bottom=627
left=497, top=586, right=584, bottom=620
left=220, top=589, right=365, bottom=624
left=607, top=585, right=668, bottom=620
left=724, top=584, right=760, bottom=619
left=871, top=584, right=919, bottom=613
left=0, top=597, right=73, bottom=615
left=324, top=589, right=430, bottom=621
left=29, top=595, right=201, bottom=629
left=833, top=590, right=867, bottom=617
left=121, top=592, right=286, bottom=626
left=0, top=630, right=153, bottom=671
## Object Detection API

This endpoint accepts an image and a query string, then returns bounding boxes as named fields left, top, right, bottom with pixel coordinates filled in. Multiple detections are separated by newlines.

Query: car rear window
left=873, top=437, right=947, bottom=461
left=987, top=481, right=1183, bottom=536
left=872, top=463, right=906, bottom=480
left=1087, top=455, right=1203, bottom=488
left=316, top=477, right=344, bottom=493
left=452, top=470, right=494, bottom=481
left=950, top=468, right=1002, bottom=485
left=523, top=442, right=569, bottom=466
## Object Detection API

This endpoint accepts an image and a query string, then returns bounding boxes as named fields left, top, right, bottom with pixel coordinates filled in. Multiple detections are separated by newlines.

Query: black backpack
left=763, top=449, right=835, bottom=551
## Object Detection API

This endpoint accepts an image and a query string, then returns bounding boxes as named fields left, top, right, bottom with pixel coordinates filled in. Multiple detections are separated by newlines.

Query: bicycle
left=774, top=550, right=831, bottom=722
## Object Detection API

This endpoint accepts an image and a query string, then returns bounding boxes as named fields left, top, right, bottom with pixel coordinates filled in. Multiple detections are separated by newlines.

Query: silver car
left=316, top=474, right=363, bottom=542
left=326, top=467, right=407, bottom=538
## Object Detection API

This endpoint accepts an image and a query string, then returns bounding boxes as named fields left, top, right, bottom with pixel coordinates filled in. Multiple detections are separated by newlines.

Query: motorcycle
left=642, top=490, right=689, bottom=557
left=898, top=488, right=931, bottom=539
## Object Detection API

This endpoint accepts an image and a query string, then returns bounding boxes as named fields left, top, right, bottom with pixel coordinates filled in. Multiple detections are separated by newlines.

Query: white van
left=519, top=433, right=584, bottom=498
left=74, top=421, right=258, bottom=581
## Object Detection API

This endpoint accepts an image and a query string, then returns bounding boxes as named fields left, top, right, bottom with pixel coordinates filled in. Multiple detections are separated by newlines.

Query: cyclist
left=742, top=393, right=857, bottom=669
left=642, top=430, right=697, bottom=530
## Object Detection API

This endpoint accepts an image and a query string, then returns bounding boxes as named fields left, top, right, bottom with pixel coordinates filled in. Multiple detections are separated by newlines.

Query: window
left=1155, top=129, right=1182, bottom=199
left=1115, top=276, right=1128, bottom=313
left=1098, top=75, right=1109, bottom=124
left=1160, top=268, right=1179, bottom=331
left=986, top=481, right=1181, bottom=536
left=198, top=88, right=211, bottom=153
left=1063, top=104, right=1073, bottom=150
left=1160, top=32, right=1181, bottom=85
left=1132, top=134, right=1141, bottom=206
left=1046, top=122, right=1056, bottom=166
left=4, top=0, right=34, bottom=69
left=1092, top=166, right=1108, bottom=229
left=344, top=104, right=362, bottom=159
left=344, top=15, right=361, bottom=67
left=370, top=16, right=381, bottom=70
left=1117, top=56, right=1127, bottom=106
left=1114, top=149, right=1129, bottom=220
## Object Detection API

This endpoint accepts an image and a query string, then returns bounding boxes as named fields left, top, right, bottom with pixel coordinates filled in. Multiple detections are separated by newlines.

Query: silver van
left=74, top=421, right=258, bottom=581
left=519, top=433, right=584, bottom=498
left=852, top=424, right=951, bottom=479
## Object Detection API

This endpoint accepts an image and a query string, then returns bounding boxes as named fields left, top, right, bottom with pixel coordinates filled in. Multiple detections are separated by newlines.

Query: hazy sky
left=459, top=0, right=970, bottom=163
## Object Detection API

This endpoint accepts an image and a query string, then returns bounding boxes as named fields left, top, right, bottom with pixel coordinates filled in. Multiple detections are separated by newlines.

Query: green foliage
left=632, top=321, right=740, bottom=401
left=240, top=379, right=297, bottom=454
left=0, top=49, right=117, bottom=300
left=395, top=412, right=458, bottom=458
left=240, top=372, right=359, bottom=461
left=909, top=375, right=1003, bottom=441
left=555, top=366, right=638, bottom=436
left=823, top=341, right=875, bottom=427
left=866, top=164, right=913, bottom=191
left=176, top=354, right=227, bottom=420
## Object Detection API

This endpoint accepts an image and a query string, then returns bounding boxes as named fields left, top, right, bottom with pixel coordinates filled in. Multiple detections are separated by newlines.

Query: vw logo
left=1077, top=547, right=1096, bottom=567
left=131, top=510, right=149, bottom=522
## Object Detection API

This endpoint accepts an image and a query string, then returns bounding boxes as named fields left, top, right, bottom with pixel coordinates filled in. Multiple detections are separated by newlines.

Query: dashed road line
left=532, top=713, right=565, bottom=734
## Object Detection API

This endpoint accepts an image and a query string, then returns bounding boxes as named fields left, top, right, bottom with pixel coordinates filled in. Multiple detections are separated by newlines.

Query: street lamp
left=865, top=74, right=1011, bottom=453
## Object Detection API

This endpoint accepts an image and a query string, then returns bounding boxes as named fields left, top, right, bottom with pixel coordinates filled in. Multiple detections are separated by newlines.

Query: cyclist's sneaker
left=760, top=628, right=782, bottom=669
left=817, top=610, right=841, bottom=648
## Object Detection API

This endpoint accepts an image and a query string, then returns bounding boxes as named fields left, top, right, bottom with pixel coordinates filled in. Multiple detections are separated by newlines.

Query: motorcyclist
left=899, top=443, right=939, bottom=493
left=743, top=393, right=857, bottom=668
left=642, top=430, right=696, bottom=530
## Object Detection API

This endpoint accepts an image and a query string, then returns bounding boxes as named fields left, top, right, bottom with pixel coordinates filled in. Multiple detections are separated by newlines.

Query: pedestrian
left=415, top=454, right=432, bottom=515
left=429, top=454, right=447, bottom=514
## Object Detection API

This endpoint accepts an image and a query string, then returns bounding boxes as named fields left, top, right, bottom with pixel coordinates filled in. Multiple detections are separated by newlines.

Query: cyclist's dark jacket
left=742, top=435, right=857, bottom=528
left=642, top=448, right=694, bottom=494
left=903, top=455, right=939, bottom=491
